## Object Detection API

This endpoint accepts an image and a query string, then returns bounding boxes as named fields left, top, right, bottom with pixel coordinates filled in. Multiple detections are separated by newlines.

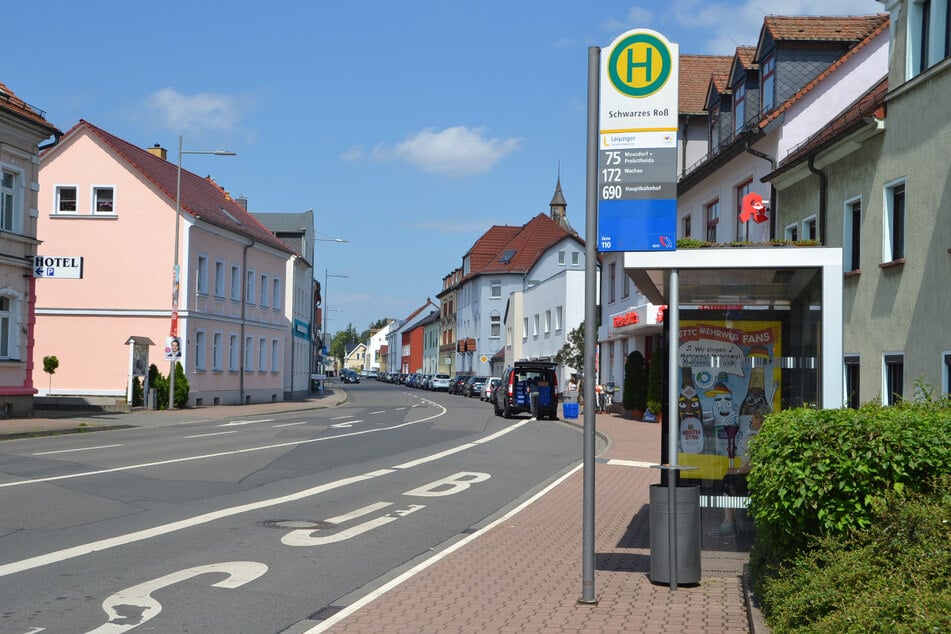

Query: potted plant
left=623, top=350, right=647, bottom=419
left=647, top=347, right=664, bottom=424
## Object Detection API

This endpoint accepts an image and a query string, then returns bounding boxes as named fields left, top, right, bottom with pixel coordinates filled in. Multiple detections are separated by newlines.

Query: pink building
left=0, top=81, right=60, bottom=417
left=35, top=120, right=295, bottom=406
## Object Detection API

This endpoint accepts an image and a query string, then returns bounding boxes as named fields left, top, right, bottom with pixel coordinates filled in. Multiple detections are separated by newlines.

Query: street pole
left=168, top=136, right=234, bottom=409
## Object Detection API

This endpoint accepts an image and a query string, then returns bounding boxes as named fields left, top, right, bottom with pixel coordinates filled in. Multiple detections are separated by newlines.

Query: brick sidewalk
left=308, top=413, right=751, bottom=633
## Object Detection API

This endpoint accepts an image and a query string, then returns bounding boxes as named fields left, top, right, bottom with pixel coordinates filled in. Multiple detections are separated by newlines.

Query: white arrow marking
left=87, top=561, right=267, bottom=633
left=217, top=419, right=274, bottom=427
left=331, top=419, right=362, bottom=428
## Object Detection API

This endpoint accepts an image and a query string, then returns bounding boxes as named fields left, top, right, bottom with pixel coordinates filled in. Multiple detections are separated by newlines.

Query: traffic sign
left=33, top=255, right=83, bottom=279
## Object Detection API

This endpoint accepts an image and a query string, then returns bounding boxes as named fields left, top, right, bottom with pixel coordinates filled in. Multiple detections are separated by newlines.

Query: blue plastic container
left=563, top=402, right=579, bottom=419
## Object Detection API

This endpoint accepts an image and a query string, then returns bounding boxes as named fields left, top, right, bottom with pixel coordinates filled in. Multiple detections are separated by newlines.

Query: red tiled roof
left=463, top=213, right=580, bottom=281
left=680, top=55, right=733, bottom=114
left=0, top=80, right=60, bottom=134
left=54, top=120, right=292, bottom=254
left=759, top=15, right=889, bottom=129
left=735, top=46, right=758, bottom=70
left=762, top=14, right=889, bottom=43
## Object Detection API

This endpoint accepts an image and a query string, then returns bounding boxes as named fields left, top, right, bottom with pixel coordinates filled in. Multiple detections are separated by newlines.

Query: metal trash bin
left=649, top=483, right=702, bottom=585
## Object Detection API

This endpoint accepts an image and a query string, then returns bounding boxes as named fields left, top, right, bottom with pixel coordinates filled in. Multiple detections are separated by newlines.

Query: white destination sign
left=33, top=255, right=84, bottom=279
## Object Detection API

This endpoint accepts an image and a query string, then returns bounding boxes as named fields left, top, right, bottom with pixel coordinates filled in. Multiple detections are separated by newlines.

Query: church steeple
left=549, top=168, right=570, bottom=231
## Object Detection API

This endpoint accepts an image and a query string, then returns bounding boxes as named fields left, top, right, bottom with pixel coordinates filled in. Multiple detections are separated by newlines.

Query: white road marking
left=325, top=501, right=392, bottom=524
left=0, top=401, right=447, bottom=490
left=302, top=463, right=584, bottom=633
left=217, top=419, right=274, bottom=427
left=32, top=444, right=122, bottom=456
left=272, top=421, right=308, bottom=428
left=184, top=431, right=239, bottom=439
left=391, top=444, right=476, bottom=470
left=331, top=420, right=363, bottom=429
left=604, top=459, right=655, bottom=468
left=88, top=561, right=267, bottom=633
left=282, top=502, right=427, bottom=547
left=329, top=415, right=353, bottom=420
left=367, top=410, right=385, bottom=415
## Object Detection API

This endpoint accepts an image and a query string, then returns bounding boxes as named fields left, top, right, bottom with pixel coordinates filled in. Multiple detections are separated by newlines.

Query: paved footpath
left=1, top=392, right=760, bottom=633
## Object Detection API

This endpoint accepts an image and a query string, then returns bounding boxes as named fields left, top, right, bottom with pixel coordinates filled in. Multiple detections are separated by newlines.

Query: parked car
left=449, top=375, right=469, bottom=395
left=465, top=376, right=487, bottom=398
left=340, top=369, right=360, bottom=384
left=481, top=377, right=500, bottom=401
left=494, top=361, right=559, bottom=419
left=431, top=373, right=451, bottom=391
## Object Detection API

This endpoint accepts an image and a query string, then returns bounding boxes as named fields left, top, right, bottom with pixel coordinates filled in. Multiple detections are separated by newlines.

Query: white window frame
left=558, top=251, right=566, bottom=265
left=943, top=350, right=951, bottom=396
left=260, top=274, right=269, bottom=307
left=522, top=317, right=529, bottom=340
left=246, top=269, right=256, bottom=304
left=490, top=314, right=501, bottom=338
left=0, top=291, right=23, bottom=360
left=801, top=214, right=817, bottom=242
left=92, top=185, right=115, bottom=215
left=883, top=352, right=904, bottom=405
left=1, top=166, right=23, bottom=232
left=908, top=0, right=951, bottom=78
left=229, top=334, right=239, bottom=371
left=231, top=265, right=241, bottom=301
left=196, top=255, right=209, bottom=295
left=843, top=196, right=862, bottom=272
left=544, top=310, right=551, bottom=334
left=55, top=184, right=78, bottom=214
left=784, top=222, right=799, bottom=241
left=212, top=332, right=223, bottom=371
left=214, top=260, right=226, bottom=298
left=571, top=251, right=580, bottom=266
left=195, top=330, right=207, bottom=371
left=271, top=339, right=279, bottom=371
left=490, top=279, right=502, bottom=299
left=245, top=335, right=253, bottom=369
left=555, top=306, right=563, bottom=332
left=272, top=278, right=281, bottom=310
left=883, top=179, right=906, bottom=263
left=533, top=314, right=539, bottom=337
left=258, top=337, right=267, bottom=371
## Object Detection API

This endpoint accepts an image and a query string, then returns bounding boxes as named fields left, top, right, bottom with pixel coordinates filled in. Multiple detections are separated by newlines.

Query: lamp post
left=322, top=269, right=348, bottom=377
left=169, top=135, right=235, bottom=409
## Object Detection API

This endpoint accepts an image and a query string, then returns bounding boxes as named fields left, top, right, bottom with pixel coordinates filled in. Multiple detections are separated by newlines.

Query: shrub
left=622, top=350, right=647, bottom=413
left=646, top=347, right=664, bottom=414
left=748, top=401, right=951, bottom=574
left=132, top=376, right=143, bottom=407
left=760, top=475, right=951, bottom=632
left=149, top=364, right=168, bottom=410
left=172, top=361, right=189, bottom=409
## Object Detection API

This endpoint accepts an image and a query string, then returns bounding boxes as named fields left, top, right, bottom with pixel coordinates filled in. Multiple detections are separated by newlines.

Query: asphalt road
left=0, top=381, right=582, bottom=633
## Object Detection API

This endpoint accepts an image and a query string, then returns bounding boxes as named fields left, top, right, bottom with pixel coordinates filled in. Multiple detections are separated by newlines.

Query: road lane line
left=0, top=401, right=447, bottom=490
left=392, top=444, right=477, bottom=469
left=272, top=421, right=309, bottom=428
left=0, top=470, right=396, bottom=579
left=184, top=431, right=239, bottom=439
left=472, top=420, right=529, bottom=444
left=32, top=444, right=123, bottom=456
left=218, top=419, right=274, bottom=427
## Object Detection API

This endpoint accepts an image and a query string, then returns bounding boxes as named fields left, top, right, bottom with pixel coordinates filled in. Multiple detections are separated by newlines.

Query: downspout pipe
left=743, top=139, right=777, bottom=239
left=240, top=238, right=255, bottom=404
left=807, top=155, right=827, bottom=244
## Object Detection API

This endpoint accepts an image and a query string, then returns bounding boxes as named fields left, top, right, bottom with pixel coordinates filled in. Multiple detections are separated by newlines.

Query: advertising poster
left=676, top=320, right=781, bottom=479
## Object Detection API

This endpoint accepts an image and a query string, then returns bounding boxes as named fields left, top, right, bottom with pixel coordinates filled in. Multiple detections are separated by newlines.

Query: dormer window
left=761, top=55, right=776, bottom=112
left=734, top=81, right=746, bottom=134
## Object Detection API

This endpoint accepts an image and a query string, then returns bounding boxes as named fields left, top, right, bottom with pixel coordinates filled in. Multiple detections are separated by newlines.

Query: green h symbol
left=625, top=46, right=652, bottom=83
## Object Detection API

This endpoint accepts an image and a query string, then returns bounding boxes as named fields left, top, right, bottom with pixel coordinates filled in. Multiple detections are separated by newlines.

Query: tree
left=554, top=322, right=585, bottom=371
left=330, top=323, right=360, bottom=369
left=359, top=318, right=393, bottom=342
left=43, top=355, right=59, bottom=392
left=647, top=347, right=665, bottom=415
left=623, top=350, right=647, bottom=415
left=172, top=361, right=189, bottom=409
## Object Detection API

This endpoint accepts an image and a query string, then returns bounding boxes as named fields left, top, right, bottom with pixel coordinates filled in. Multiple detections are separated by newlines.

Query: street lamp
left=169, top=134, right=235, bottom=409
left=322, top=268, right=348, bottom=376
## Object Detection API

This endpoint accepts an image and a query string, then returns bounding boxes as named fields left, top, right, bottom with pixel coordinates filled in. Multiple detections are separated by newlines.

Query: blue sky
left=7, top=0, right=879, bottom=334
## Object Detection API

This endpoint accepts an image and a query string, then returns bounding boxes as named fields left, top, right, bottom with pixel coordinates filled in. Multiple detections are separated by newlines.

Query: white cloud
left=368, top=126, right=523, bottom=176
left=142, top=88, right=247, bottom=133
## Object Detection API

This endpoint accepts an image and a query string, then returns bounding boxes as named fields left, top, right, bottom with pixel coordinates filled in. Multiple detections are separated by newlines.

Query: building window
left=709, top=103, right=721, bottom=151
left=214, top=261, right=225, bottom=298
left=705, top=199, right=720, bottom=242
left=231, top=265, right=241, bottom=300
left=259, top=338, right=267, bottom=371
left=196, top=256, right=209, bottom=295
left=93, top=187, right=114, bottom=213
left=229, top=334, right=239, bottom=371
left=195, top=331, right=206, bottom=371
left=682, top=213, right=692, bottom=239
left=490, top=314, right=501, bottom=338
left=490, top=279, right=502, bottom=299
left=544, top=310, right=551, bottom=334
left=609, top=261, right=616, bottom=303
left=802, top=215, right=817, bottom=242
left=1, top=168, right=21, bottom=231
left=571, top=252, right=580, bottom=266
left=734, top=79, right=746, bottom=134
left=246, top=270, right=256, bottom=304
left=844, top=199, right=862, bottom=272
left=558, top=251, right=566, bottom=265
left=736, top=179, right=753, bottom=241
left=884, top=353, right=904, bottom=405
left=271, top=339, right=279, bottom=371
left=213, top=333, right=223, bottom=371
left=622, top=268, right=630, bottom=298
left=844, top=355, right=860, bottom=409
left=522, top=317, right=529, bottom=340
left=56, top=185, right=77, bottom=214
left=785, top=223, right=799, bottom=241
left=909, top=0, right=951, bottom=76
left=761, top=54, right=776, bottom=112
left=0, top=295, right=16, bottom=359
left=245, top=336, right=253, bottom=369
left=885, top=181, right=905, bottom=261
left=555, top=306, right=563, bottom=331
left=533, top=314, right=539, bottom=337
left=272, top=278, right=281, bottom=310
left=260, top=274, right=269, bottom=307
